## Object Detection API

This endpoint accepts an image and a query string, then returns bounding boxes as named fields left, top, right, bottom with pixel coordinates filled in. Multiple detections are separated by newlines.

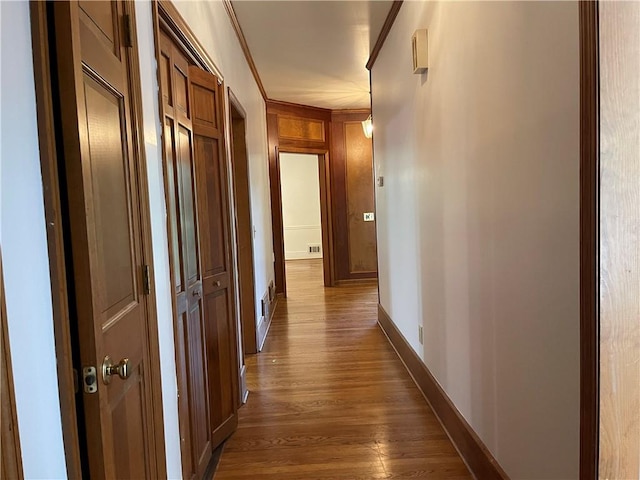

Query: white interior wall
left=372, top=1, right=580, bottom=478
left=0, top=2, right=68, bottom=478
left=280, top=153, right=322, bottom=260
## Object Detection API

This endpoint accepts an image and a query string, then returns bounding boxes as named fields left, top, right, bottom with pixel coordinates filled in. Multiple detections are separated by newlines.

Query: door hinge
left=143, top=264, right=151, bottom=295
left=123, top=14, right=133, bottom=48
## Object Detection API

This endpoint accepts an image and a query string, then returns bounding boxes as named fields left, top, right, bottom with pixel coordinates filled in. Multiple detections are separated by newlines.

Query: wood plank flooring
left=214, top=259, right=471, bottom=479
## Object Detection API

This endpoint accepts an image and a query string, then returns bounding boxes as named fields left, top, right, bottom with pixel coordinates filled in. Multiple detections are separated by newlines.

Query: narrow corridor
left=215, top=259, right=471, bottom=479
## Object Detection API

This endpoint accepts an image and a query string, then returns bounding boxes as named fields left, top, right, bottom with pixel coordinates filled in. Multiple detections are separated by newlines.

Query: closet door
left=158, top=31, right=211, bottom=480
left=189, top=67, right=239, bottom=446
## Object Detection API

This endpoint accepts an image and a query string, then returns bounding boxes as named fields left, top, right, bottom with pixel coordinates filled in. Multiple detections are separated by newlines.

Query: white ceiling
left=232, top=0, right=393, bottom=110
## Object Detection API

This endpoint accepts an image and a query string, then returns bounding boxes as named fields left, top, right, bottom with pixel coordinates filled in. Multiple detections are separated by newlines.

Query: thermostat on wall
left=412, top=29, right=428, bottom=74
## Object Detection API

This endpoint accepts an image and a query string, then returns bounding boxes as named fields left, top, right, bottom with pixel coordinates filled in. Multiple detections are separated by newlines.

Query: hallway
left=215, top=260, right=470, bottom=479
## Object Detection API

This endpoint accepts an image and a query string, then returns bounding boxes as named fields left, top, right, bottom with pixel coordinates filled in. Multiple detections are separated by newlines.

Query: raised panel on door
left=177, top=126, right=199, bottom=287
left=194, top=134, right=226, bottom=278
left=52, top=1, right=159, bottom=478
left=189, top=66, right=239, bottom=446
left=186, top=300, right=212, bottom=471
left=204, top=290, right=236, bottom=432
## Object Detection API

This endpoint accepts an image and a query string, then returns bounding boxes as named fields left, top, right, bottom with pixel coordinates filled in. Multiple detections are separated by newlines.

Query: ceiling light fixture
left=362, top=115, right=373, bottom=139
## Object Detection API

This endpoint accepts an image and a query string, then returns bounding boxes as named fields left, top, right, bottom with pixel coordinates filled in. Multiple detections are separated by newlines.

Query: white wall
left=372, top=2, right=580, bottom=478
left=280, top=153, right=322, bottom=260
left=0, top=2, right=68, bottom=478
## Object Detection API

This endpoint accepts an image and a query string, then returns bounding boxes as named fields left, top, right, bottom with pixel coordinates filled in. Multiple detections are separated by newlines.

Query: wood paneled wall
left=331, top=111, right=377, bottom=281
left=266, top=102, right=377, bottom=295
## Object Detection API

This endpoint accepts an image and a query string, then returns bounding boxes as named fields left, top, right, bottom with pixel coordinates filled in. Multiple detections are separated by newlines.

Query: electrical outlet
left=418, top=325, right=423, bottom=345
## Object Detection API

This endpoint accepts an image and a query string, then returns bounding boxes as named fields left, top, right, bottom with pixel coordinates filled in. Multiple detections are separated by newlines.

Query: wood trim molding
left=366, top=1, right=404, bottom=71
left=222, top=0, right=268, bottom=101
left=334, top=278, right=378, bottom=287
left=1, top=253, right=24, bottom=480
left=267, top=99, right=332, bottom=117
left=332, top=108, right=371, bottom=116
left=579, top=2, right=600, bottom=478
left=28, top=2, right=83, bottom=477
left=377, top=304, right=509, bottom=480
left=228, top=87, right=247, bottom=119
left=157, top=0, right=223, bottom=80
left=228, top=86, right=259, bottom=357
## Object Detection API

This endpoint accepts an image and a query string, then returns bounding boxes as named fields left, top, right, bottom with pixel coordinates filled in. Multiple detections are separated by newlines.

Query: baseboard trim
left=257, top=296, right=278, bottom=351
left=377, top=304, right=509, bottom=480
left=334, top=278, right=378, bottom=287
left=239, top=364, right=248, bottom=405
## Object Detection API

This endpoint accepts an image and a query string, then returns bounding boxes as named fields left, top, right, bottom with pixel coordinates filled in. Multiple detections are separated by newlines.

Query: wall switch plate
left=363, top=212, right=375, bottom=222
left=418, top=325, right=424, bottom=345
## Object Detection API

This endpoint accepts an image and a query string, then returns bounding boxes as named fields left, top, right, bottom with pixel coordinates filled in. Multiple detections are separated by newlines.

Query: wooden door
left=189, top=67, right=239, bottom=446
left=52, top=2, right=161, bottom=478
left=158, top=32, right=212, bottom=480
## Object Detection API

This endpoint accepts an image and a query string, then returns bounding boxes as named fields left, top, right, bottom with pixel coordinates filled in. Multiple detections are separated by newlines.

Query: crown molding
left=222, top=0, right=268, bottom=101
left=366, top=1, right=403, bottom=71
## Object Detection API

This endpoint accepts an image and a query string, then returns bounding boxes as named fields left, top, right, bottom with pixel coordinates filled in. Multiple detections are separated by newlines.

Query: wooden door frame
left=579, top=2, right=599, bottom=478
left=29, top=2, right=167, bottom=478
left=275, top=147, right=333, bottom=293
left=228, top=88, right=259, bottom=357
left=1, top=252, right=24, bottom=480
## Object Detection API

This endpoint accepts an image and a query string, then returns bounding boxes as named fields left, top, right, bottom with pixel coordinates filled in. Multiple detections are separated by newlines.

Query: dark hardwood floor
left=214, top=259, right=471, bottom=479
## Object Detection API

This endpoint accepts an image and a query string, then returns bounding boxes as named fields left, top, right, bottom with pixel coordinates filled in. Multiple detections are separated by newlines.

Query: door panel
left=194, top=135, right=226, bottom=277
left=177, top=126, right=199, bottom=284
left=79, top=1, right=117, bottom=49
left=83, top=74, right=136, bottom=313
left=189, top=66, right=239, bottom=444
left=205, top=291, right=235, bottom=428
left=52, top=2, right=158, bottom=478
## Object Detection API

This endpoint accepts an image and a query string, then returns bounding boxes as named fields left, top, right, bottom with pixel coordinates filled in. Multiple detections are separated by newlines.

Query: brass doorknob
left=102, top=356, right=131, bottom=384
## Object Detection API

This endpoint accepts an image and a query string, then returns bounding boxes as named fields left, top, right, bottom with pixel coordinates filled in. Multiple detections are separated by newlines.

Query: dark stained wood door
left=51, top=2, right=161, bottom=478
left=158, top=31, right=212, bottom=480
left=189, top=66, right=239, bottom=446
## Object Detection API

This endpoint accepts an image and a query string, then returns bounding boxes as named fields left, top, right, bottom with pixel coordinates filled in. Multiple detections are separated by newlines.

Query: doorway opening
left=279, top=153, right=326, bottom=292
